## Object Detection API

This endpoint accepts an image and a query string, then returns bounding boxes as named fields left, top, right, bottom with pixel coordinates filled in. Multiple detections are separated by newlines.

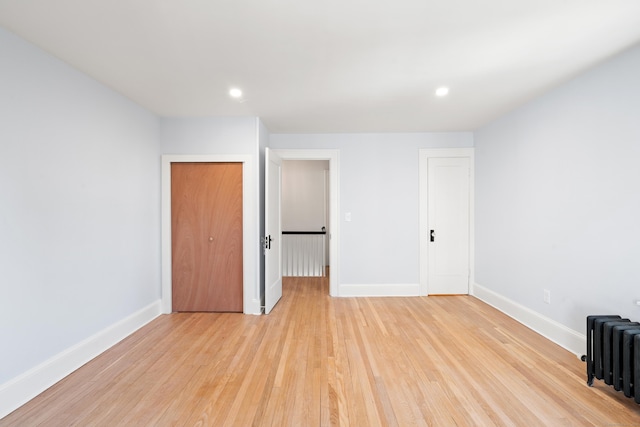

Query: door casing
left=161, top=155, right=254, bottom=314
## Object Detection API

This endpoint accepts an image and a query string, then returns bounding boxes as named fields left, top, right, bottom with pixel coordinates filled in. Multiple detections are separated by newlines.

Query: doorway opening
left=281, top=160, right=330, bottom=278
left=272, top=149, right=339, bottom=297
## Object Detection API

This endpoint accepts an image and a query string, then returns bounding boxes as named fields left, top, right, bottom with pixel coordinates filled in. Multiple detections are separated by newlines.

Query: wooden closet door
left=171, top=162, right=243, bottom=312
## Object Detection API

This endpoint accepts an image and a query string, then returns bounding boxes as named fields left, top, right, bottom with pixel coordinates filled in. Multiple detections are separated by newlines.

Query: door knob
left=208, top=236, right=214, bottom=242
left=430, top=230, right=435, bottom=242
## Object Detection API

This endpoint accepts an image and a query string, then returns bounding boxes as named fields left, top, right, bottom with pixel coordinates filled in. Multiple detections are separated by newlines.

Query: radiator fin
left=586, top=315, right=640, bottom=404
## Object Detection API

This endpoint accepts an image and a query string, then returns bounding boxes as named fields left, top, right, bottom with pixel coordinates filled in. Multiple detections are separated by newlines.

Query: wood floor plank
left=3, top=276, right=640, bottom=426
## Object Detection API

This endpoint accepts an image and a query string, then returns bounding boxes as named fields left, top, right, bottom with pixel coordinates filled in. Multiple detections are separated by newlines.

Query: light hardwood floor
left=3, top=276, right=640, bottom=426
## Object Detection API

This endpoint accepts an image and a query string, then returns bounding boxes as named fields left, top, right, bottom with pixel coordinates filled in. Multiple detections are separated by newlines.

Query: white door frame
left=273, top=149, right=339, bottom=297
left=419, top=148, right=474, bottom=296
left=161, top=154, right=255, bottom=314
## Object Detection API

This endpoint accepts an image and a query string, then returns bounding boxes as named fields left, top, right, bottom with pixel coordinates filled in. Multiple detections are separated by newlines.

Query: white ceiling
left=1, top=0, right=640, bottom=133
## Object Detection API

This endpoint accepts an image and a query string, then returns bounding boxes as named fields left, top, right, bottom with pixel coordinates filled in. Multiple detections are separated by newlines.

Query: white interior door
left=427, top=157, right=470, bottom=294
left=264, top=148, right=283, bottom=313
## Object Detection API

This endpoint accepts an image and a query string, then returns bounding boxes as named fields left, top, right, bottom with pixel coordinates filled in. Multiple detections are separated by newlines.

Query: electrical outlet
left=543, top=289, right=551, bottom=304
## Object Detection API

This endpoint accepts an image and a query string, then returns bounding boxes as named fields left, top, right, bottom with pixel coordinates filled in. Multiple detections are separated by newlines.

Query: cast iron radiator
left=586, top=315, right=640, bottom=403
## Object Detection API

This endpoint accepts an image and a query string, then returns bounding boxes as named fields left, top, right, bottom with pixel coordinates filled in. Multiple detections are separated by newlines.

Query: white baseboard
left=339, top=283, right=420, bottom=297
left=0, top=300, right=162, bottom=419
left=472, top=283, right=585, bottom=357
left=246, top=298, right=262, bottom=315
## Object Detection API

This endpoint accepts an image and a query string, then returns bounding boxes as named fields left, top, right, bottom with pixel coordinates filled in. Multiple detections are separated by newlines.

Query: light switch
left=345, top=212, right=352, bottom=222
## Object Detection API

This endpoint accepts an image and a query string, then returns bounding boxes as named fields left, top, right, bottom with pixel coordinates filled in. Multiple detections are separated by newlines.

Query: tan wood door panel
left=171, top=162, right=243, bottom=312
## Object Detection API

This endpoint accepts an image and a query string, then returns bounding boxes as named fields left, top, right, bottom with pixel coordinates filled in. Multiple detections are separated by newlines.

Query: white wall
left=160, top=117, right=262, bottom=314
left=474, top=43, right=640, bottom=352
left=160, top=117, right=258, bottom=155
left=282, top=160, right=329, bottom=231
left=270, top=133, right=472, bottom=293
left=0, top=27, right=161, bottom=414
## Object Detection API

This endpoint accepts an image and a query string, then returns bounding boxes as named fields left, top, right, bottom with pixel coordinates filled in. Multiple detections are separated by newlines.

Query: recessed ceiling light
left=435, top=87, right=449, bottom=97
left=229, top=88, right=243, bottom=98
